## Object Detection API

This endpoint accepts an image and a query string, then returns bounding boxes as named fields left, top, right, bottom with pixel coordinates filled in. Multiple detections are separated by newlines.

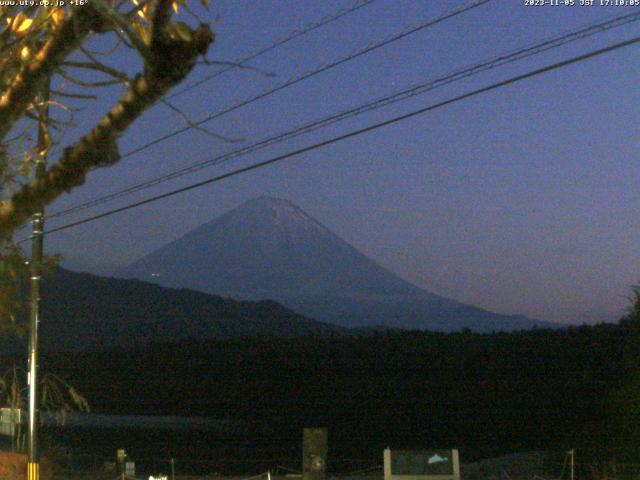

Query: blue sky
left=34, top=0, right=640, bottom=325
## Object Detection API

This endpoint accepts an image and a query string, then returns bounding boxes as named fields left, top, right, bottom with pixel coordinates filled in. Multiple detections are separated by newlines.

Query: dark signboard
left=390, top=450, right=454, bottom=476
left=303, top=428, right=327, bottom=480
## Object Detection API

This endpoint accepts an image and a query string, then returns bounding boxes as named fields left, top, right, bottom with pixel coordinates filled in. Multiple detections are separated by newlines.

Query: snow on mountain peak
left=234, top=196, right=328, bottom=237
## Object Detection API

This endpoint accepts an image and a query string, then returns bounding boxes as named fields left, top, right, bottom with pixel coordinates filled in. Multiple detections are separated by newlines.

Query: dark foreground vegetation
left=3, top=321, right=640, bottom=473
left=12, top=317, right=638, bottom=476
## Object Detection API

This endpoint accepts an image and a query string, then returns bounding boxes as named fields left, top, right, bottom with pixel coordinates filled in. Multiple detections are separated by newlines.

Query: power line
left=46, top=9, right=640, bottom=220
left=42, top=0, right=380, bottom=164
left=28, top=34, right=640, bottom=241
left=167, top=0, right=379, bottom=99
left=120, top=0, right=492, bottom=159
left=43, top=0, right=491, bottom=220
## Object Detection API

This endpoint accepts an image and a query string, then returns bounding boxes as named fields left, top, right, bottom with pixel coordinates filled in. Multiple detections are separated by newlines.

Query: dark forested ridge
left=27, top=321, right=640, bottom=471
left=35, top=268, right=342, bottom=350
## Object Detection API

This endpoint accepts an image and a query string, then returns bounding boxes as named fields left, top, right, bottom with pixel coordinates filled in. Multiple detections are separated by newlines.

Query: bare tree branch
left=51, top=89, right=98, bottom=100
left=62, top=60, right=132, bottom=83
left=58, top=69, right=125, bottom=88
left=0, top=19, right=214, bottom=239
left=90, top=0, right=154, bottom=64
left=159, top=97, right=242, bottom=143
left=0, top=7, right=103, bottom=141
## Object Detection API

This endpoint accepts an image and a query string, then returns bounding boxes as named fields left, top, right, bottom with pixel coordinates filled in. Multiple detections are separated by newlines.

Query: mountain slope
left=117, top=196, right=557, bottom=332
left=37, top=268, right=342, bottom=350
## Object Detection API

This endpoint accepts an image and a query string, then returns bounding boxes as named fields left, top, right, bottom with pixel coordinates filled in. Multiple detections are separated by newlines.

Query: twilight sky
left=29, top=0, right=640, bottom=325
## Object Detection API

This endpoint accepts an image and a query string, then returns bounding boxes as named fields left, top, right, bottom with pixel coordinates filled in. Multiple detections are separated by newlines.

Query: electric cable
left=24, top=33, right=640, bottom=241
left=167, top=0, right=379, bottom=99
left=118, top=0, right=492, bottom=159
left=45, top=0, right=380, bottom=162
left=46, top=9, right=640, bottom=220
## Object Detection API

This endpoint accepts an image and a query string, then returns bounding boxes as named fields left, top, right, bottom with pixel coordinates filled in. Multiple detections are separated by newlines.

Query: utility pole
left=27, top=84, right=50, bottom=480
left=569, top=449, right=575, bottom=480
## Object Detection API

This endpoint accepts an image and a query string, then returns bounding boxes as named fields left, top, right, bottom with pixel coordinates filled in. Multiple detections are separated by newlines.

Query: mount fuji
left=117, top=196, right=556, bottom=332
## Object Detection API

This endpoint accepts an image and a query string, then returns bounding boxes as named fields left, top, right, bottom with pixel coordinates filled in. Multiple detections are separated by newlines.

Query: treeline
left=27, top=320, right=640, bottom=470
